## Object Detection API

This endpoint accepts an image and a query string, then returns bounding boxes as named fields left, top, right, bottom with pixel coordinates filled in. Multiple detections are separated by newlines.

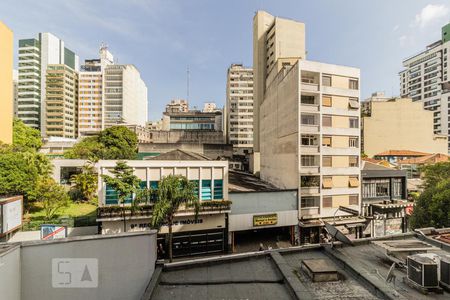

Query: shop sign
left=253, top=213, right=277, bottom=227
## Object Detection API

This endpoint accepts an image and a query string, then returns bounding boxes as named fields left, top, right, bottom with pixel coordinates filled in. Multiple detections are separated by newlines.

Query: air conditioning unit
left=407, top=254, right=439, bottom=288
left=441, top=255, right=450, bottom=289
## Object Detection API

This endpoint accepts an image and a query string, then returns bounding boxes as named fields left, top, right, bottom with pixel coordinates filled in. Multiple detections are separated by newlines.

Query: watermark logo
left=52, top=258, right=98, bottom=288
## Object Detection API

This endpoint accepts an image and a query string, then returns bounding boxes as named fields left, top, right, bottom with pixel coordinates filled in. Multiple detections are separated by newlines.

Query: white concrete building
left=399, top=22, right=450, bottom=152
left=78, top=46, right=114, bottom=136
left=103, top=64, right=148, bottom=127
left=226, top=64, right=254, bottom=154
left=17, top=33, right=79, bottom=134
left=12, top=69, right=18, bottom=118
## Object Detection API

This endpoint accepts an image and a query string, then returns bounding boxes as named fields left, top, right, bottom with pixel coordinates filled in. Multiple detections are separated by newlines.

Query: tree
left=409, top=161, right=450, bottom=229
left=12, top=118, right=42, bottom=151
left=71, top=161, right=98, bottom=203
left=151, top=175, right=199, bottom=262
left=101, top=161, right=141, bottom=231
left=64, top=126, right=137, bottom=160
left=28, top=177, right=71, bottom=220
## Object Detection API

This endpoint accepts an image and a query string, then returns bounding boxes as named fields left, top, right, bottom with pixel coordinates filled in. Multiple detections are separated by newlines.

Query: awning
left=322, top=177, right=333, bottom=189
left=348, top=177, right=359, bottom=187
left=349, top=99, right=360, bottom=109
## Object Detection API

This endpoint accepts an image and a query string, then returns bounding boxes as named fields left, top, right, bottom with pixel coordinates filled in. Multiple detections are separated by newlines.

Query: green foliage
left=101, top=161, right=141, bottom=204
left=28, top=177, right=71, bottom=220
left=410, top=161, right=450, bottom=229
left=70, top=161, right=98, bottom=202
left=151, top=175, right=199, bottom=262
left=64, top=126, right=137, bottom=160
left=12, top=118, right=42, bottom=151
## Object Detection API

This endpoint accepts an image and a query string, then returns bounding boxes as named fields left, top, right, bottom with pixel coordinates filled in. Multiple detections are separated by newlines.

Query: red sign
left=405, top=204, right=414, bottom=215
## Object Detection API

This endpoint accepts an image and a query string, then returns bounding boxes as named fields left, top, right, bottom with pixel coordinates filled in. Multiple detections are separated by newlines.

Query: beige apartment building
left=253, top=11, right=362, bottom=244
left=44, top=65, right=78, bottom=139
left=0, top=22, right=13, bottom=144
left=226, top=64, right=254, bottom=154
left=363, top=97, right=448, bottom=157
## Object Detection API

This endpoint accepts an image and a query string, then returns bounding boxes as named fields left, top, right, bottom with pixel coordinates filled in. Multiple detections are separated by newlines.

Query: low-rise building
left=51, top=151, right=230, bottom=258
left=362, top=98, right=448, bottom=157
left=373, top=149, right=430, bottom=164
left=397, top=153, right=450, bottom=178
left=162, top=110, right=223, bottom=131
left=361, top=161, right=413, bottom=238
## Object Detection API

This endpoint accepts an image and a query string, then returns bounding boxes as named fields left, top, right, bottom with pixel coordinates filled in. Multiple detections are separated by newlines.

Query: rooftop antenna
left=187, top=65, right=190, bottom=102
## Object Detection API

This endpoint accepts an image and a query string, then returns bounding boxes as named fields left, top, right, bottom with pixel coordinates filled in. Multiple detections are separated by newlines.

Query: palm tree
left=71, top=161, right=98, bottom=203
left=101, top=161, right=141, bottom=232
left=151, top=175, right=199, bottom=262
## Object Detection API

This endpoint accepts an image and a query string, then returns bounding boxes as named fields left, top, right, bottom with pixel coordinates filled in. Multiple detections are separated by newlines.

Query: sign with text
left=253, top=213, right=278, bottom=227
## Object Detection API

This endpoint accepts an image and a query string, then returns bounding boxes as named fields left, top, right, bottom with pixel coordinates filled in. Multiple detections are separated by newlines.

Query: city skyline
left=1, top=0, right=450, bottom=121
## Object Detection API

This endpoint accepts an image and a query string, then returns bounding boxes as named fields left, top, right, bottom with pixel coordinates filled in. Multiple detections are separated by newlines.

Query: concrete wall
left=0, top=22, right=13, bottom=144
left=0, top=245, right=21, bottom=300
left=363, top=98, right=448, bottom=157
left=19, top=232, right=157, bottom=300
left=260, top=63, right=299, bottom=189
left=9, top=226, right=98, bottom=242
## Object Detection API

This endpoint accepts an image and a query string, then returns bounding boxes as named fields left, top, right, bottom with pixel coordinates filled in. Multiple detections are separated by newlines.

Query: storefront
left=100, top=213, right=228, bottom=258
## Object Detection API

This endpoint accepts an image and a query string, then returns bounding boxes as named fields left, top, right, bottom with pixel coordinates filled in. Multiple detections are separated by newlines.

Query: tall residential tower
left=17, top=33, right=79, bottom=135
left=0, top=22, right=13, bottom=144
left=399, top=22, right=450, bottom=152
left=226, top=64, right=254, bottom=154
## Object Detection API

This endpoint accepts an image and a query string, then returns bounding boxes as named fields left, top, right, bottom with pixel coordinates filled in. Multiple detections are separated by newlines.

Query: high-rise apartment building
left=0, top=22, right=13, bottom=144
left=44, top=65, right=78, bottom=139
left=13, top=70, right=18, bottom=118
left=17, top=33, right=79, bottom=135
left=103, top=64, right=148, bottom=127
left=226, top=64, right=254, bottom=154
left=78, top=46, right=114, bottom=136
left=399, top=22, right=450, bottom=152
left=253, top=11, right=361, bottom=244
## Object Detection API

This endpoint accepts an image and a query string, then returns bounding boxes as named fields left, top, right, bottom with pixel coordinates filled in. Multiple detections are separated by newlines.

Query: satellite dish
left=324, top=222, right=354, bottom=246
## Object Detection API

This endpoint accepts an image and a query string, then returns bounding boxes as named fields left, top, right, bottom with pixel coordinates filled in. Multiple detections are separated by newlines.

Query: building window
left=201, top=180, right=212, bottom=200
left=323, top=156, right=332, bottom=167
left=301, top=114, right=317, bottom=125
left=362, top=179, right=390, bottom=198
left=301, top=95, right=316, bottom=105
left=301, top=155, right=318, bottom=167
left=392, top=178, right=403, bottom=198
left=349, top=79, right=359, bottom=90
left=322, top=96, right=332, bottom=107
left=349, top=117, right=359, bottom=128
left=301, top=176, right=320, bottom=187
left=323, top=196, right=332, bottom=208
left=301, top=197, right=318, bottom=208
left=349, top=156, right=359, bottom=167
left=322, top=75, right=332, bottom=87
left=322, top=136, right=332, bottom=147
left=322, top=176, right=333, bottom=189
left=349, top=195, right=359, bottom=205
left=322, top=115, right=332, bottom=127
left=349, top=176, right=359, bottom=187
left=301, top=135, right=317, bottom=146
left=213, top=180, right=223, bottom=199
left=349, top=137, right=358, bottom=148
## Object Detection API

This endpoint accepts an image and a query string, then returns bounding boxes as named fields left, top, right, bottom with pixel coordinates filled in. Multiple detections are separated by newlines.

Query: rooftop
left=146, top=232, right=450, bottom=300
left=146, top=149, right=211, bottom=161
left=397, top=153, right=449, bottom=165
left=374, top=150, right=430, bottom=157
left=228, top=170, right=279, bottom=192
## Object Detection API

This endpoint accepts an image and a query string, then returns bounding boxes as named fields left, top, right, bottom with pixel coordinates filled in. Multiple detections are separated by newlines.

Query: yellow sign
left=253, top=214, right=278, bottom=227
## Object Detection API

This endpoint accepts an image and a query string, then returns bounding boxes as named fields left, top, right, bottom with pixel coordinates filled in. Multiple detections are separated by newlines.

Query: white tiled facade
left=226, top=64, right=254, bottom=154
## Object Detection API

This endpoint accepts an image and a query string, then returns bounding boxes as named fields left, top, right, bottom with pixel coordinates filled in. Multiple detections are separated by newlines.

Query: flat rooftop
left=147, top=233, right=450, bottom=300
left=228, top=170, right=279, bottom=192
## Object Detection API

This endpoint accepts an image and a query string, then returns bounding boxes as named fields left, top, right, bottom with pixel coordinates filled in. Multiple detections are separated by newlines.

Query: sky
left=2, top=0, right=450, bottom=120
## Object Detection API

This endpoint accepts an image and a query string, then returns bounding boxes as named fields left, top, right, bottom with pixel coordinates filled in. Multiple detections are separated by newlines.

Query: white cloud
left=414, top=4, right=449, bottom=28
left=393, top=25, right=399, bottom=32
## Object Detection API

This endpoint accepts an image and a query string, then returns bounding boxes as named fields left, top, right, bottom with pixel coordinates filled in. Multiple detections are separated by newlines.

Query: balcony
left=300, top=186, right=320, bottom=195
left=300, top=145, right=319, bottom=154
left=300, top=166, right=320, bottom=174
left=301, top=207, right=320, bottom=218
